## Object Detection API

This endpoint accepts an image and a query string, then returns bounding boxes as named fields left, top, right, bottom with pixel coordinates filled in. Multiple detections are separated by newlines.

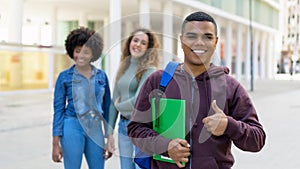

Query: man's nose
left=195, top=37, right=205, bottom=46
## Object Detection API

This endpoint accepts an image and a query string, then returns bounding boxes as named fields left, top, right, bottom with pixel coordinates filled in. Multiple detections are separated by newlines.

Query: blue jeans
left=61, top=117, right=105, bottom=169
left=118, top=118, right=141, bottom=169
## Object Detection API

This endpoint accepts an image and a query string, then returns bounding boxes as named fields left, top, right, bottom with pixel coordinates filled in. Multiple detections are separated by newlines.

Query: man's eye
left=204, top=35, right=214, bottom=40
left=186, top=35, right=197, bottom=39
left=206, top=36, right=213, bottom=40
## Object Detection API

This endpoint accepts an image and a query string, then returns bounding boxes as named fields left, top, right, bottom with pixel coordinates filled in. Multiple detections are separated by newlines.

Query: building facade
left=281, top=0, right=300, bottom=74
left=0, top=0, right=283, bottom=93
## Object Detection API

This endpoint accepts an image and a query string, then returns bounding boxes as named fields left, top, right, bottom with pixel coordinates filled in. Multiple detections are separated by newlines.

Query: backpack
left=134, top=61, right=179, bottom=169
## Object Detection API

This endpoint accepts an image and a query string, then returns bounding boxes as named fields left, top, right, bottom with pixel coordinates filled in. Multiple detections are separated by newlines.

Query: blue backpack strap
left=134, top=61, right=179, bottom=169
left=159, top=61, right=179, bottom=92
left=155, top=61, right=179, bottom=127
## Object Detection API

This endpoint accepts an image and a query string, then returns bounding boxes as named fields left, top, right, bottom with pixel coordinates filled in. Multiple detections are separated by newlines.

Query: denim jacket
left=52, top=65, right=111, bottom=137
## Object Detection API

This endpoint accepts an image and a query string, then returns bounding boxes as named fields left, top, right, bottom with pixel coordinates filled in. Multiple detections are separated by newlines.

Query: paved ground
left=0, top=76, right=300, bottom=169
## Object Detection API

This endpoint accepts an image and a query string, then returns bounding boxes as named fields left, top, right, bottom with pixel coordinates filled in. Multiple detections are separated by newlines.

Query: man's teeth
left=193, top=50, right=205, bottom=54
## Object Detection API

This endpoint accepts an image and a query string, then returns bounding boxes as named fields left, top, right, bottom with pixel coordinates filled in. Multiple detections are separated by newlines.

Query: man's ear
left=214, top=37, right=219, bottom=47
left=180, top=35, right=183, bottom=48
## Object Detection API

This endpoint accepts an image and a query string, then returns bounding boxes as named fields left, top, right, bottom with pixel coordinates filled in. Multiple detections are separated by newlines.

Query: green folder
left=152, top=98, right=186, bottom=166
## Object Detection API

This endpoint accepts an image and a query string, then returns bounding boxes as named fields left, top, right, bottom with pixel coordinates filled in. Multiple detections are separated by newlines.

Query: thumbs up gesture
left=202, top=100, right=228, bottom=136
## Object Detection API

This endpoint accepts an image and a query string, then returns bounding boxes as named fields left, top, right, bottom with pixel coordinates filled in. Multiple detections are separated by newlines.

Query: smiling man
left=128, top=11, right=266, bottom=169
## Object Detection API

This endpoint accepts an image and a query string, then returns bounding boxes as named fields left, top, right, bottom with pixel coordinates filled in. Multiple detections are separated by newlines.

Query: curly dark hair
left=115, top=28, right=160, bottom=83
left=65, top=27, right=104, bottom=62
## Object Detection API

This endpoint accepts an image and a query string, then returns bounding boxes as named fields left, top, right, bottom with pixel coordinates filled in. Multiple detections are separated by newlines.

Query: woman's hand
left=104, top=134, right=115, bottom=160
left=52, top=136, right=63, bottom=162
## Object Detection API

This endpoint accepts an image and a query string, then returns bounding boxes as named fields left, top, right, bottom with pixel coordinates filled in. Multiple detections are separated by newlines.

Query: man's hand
left=202, top=100, right=228, bottom=136
left=168, top=138, right=190, bottom=168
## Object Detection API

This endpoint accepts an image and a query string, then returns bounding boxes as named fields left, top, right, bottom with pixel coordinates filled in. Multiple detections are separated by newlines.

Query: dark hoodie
left=128, top=63, right=266, bottom=169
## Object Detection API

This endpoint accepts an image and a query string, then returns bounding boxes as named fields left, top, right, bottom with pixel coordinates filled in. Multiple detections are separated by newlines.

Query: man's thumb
left=211, top=100, right=222, bottom=114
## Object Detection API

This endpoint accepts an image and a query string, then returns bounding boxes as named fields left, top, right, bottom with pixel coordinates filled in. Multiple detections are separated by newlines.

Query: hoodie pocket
left=193, top=156, right=219, bottom=169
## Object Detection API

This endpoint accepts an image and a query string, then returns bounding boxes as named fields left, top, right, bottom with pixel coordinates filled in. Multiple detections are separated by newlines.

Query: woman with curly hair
left=52, top=27, right=112, bottom=169
left=107, top=28, right=161, bottom=169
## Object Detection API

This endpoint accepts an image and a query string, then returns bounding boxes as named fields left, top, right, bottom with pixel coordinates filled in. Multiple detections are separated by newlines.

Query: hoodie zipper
left=189, top=77, right=195, bottom=169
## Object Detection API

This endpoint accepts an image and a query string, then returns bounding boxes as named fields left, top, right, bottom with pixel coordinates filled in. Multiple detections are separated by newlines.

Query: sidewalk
left=0, top=78, right=300, bottom=169
left=234, top=78, right=300, bottom=169
left=0, top=91, right=120, bottom=169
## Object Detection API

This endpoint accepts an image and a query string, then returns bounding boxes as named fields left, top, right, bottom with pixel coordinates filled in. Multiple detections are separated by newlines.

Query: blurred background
left=0, top=0, right=300, bottom=169
left=0, top=0, right=299, bottom=93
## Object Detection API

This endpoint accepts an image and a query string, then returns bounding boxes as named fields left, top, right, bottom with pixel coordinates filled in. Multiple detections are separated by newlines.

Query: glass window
left=211, top=0, right=221, bottom=8
left=221, top=0, right=236, bottom=14
left=57, top=21, right=79, bottom=46
left=199, top=0, right=211, bottom=5
left=53, top=54, right=73, bottom=86
left=41, top=23, right=52, bottom=46
left=0, top=50, right=50, bottom=91
left=236, top=0, right=244, bottom=16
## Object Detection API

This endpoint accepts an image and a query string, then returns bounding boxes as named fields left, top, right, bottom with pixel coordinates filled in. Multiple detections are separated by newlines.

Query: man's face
left=180, top=21, right=218, bottom=67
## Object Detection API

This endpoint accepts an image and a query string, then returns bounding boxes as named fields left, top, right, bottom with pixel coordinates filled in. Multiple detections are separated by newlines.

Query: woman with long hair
left=107, top=28, right=160, bottom=169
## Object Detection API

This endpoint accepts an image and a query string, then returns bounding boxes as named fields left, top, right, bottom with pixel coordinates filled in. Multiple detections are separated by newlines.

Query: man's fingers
left=176, top=161, right=185, bottom=168
left=169, top=138, right=189, bottom=150
left=178, top=139, right=190, bottom=148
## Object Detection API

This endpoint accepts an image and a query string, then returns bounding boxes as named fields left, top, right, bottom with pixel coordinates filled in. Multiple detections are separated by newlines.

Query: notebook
left=151, top=98, right=186, bottom=166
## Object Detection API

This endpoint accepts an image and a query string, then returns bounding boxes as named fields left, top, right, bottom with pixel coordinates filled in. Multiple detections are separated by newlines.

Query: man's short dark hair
left=181, top=11, right=218, bottom=36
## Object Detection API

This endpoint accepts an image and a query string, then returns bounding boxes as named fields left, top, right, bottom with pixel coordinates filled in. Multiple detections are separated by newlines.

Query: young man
left=127, top=11, right=266, bottom=169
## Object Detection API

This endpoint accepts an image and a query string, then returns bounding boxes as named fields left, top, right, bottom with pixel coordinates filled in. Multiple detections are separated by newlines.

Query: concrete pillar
left=270, top=35, right=278, bottom=78
left=51, top=7, right=57, bottom=46
left=102, top=18, right=110, bottom=75
left=8, top=0, right=23, bottom=88
left=177, top=34, right=184, bottom=62
left=109, top=0, right=122, bottom=87
left=177, top=10, right=191, bottom=63
left=235, top=25, right=242, bottom=81
left=48, top=52, right=54, bottom=90
left=162, top=1, right=173, bottom=67
left=225, top=22, right=232, bottom=72
left=8, top=0, right=23, bottom=44
left=79, top=12, right=88, bottom=27
left=260, top=33, right=266, bottom=78
left=212, top=21, right=221, bottom=65
left=125, top=21, right=134, bottom=39
left=253, top=31, right=259, bottom=79
left=49, top=7, right=57, bottom=90
left=245, top=29, right=251, bottom=80
left=139, top=0, right=150, bottom=28
left=265, top=35, right=272, bottom=78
